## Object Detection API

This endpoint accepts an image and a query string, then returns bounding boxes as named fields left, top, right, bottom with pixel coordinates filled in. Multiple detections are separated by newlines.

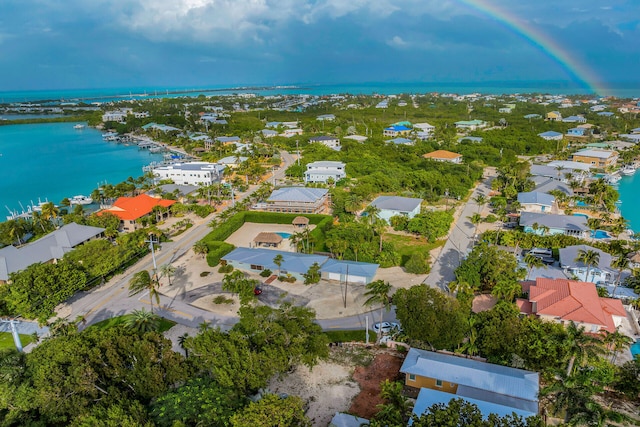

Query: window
left=435, top=379, right=443, bottom=387
left=408, top=374, right=415, bottom=381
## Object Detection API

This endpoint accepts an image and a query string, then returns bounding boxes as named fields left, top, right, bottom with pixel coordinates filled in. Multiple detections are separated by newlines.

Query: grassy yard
left=0, top=332, right=37, bottom=351
left=325, top=329, right=377, bottom=343
left=383, top=233, right=445, bottom=265
left=89, top=315, right=176, bottom=333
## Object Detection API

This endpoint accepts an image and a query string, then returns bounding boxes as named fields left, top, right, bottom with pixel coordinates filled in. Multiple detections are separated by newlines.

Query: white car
left=372, top=322, right=401, bottom=335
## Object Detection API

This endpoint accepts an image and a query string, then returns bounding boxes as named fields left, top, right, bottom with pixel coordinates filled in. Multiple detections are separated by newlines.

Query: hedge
left=199, top=211, right=333, bottom=266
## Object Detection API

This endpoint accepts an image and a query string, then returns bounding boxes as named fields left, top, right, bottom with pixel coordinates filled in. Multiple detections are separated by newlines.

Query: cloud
left=387, top=35, right=408, bottom=48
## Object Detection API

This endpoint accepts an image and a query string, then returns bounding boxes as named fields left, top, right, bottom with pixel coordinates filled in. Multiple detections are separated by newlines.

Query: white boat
left=73, top=124, right=85, bottom=129
left=620, top=165, right=636, bottom=175
left=69, top=195, right=93, bottom=205
left=604, top=174, right=621, bottom=184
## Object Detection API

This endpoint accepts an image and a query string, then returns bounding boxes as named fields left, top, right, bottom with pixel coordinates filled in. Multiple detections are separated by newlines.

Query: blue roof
left=320, top=259, right=379, bottom=279
left=597, top=112, right=614, bottom=116
left=386, top=137, right=413, bottom=145
left=222, top=247, right=328, bottom=274
left=538, top=131, right=562, bottom=137
left=385, top=125, right=411, bottom=131
left=517, top=191, right=555, bottom=206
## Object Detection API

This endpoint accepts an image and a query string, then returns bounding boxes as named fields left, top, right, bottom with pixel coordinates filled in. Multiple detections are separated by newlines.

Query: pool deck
left=224, top=222, right=316, bottom=253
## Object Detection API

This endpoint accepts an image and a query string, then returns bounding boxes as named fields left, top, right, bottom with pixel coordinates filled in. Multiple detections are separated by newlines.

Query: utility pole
left=296, top=140, right=300, bottom=166
left=1, top=318, right=23, bottom=352
left=145, top=234, right=159, bottom=282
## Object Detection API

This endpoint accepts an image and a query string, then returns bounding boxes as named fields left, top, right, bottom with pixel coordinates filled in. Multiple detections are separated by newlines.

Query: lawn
left=383, top=233, right=445, bottom=265
left=89, top=315, right=176, bottom=333
left=0, top=332, right=37, bottom=351
left=325, top=329, right=377, bottom=343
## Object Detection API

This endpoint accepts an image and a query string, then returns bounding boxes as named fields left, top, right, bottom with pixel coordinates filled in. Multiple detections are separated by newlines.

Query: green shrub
left=404, top=252, right=431, bottom=274
left=278, top=275, right=296, bottom=283
left=213, top=295, right=234, bottom=304
left=218, top=264, right=234, bottom=273
left=206, top=242, right=235, bottom=267
left=484, top=214, right=497, bottom=223
left=259, top=269, right=272, bottom=277
left=200, top=271, right=210, bottom=277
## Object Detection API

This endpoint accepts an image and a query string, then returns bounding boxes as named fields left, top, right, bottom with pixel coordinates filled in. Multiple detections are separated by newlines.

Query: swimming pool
left=573, top=213, right=589, bottom=219
left=576, top=201, right=588, bottom=207
left=591, top=230, right=611, bottom=239
left=631, top=340, right=640, bottom=358
left=276, top=232, right=292, bottom=238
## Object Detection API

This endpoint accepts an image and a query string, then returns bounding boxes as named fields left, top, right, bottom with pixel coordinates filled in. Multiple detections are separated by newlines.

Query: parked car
left=372, top=322, right=401, bottom=335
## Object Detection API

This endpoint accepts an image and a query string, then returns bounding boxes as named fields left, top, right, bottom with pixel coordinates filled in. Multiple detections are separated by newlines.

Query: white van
left=528, top=247, right=552, bottom=257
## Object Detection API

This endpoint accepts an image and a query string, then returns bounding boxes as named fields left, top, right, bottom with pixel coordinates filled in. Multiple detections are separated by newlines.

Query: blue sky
left=0, top=0, right=638, bottom=91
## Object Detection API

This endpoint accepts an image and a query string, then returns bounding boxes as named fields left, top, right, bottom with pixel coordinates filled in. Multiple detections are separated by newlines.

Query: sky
left=0, top=0, right=638, bottom=92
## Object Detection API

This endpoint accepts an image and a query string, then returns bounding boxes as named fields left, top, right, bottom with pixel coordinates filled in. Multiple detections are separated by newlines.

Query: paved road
left=423, top=169, right=496, bottom=291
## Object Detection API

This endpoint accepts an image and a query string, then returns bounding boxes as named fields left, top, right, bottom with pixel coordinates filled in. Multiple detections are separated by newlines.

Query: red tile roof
left=520, top=278, right=626, bottom=332
left=101, top=194, right=175, bottom=221
left=423, top=149, right=462, bottom=160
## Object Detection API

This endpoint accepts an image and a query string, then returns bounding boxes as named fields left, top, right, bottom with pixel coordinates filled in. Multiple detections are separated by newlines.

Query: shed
left=292, top=216, right=309, bottom=227
left=253, top=232, right=283, bottom=248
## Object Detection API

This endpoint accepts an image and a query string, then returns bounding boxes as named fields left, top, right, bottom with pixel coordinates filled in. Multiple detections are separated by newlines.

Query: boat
left=604, top=174, right=621, bottom=184
left=620, top=165, right=636, bottom=175
left=73, top=124, right=85, bottom=129
left=69, top=195, right=93, bottom=205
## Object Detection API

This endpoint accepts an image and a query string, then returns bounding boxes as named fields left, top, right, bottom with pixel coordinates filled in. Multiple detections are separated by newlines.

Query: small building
left=320, top=259, right=379, bottom=284
left=517, top=278, right=626, bottom=333
left=343, top=135, right=368, bottom=142
left=316, top=114, right=336, bottom=121
left=517, top=192, right=555, bottom=213
left=538, top=131, right=563, bottom=141
left=402, top=348, right=539, bottom=420
left=458, top=136, right=483, bottom=143
left=152, top=162, right=225, bottom=186
left=423, top=150, right=463, bottom=164
left=558, top=245, right=615, bottom=283
left=524, top=114, right=542, bottom=119
left=261, top=129, right=278, bottom=138
left=102, top=110, right=127, bottom=123
left=383, top=125, right=411, bottom=137
left=308, top=135, right=341, bottom=151
left=571, top=149, right=618, bottom=168
left=563, top=115, right=587, bottom=123
left=253, top=232, right=283, bottom=248
left=386, top=137, right=414, bottom=145
left=304, top=161, right=346, bottom=184
left=281, top=128, right=303, bottom=138
left=545, top=111, right=562, bottom=121
left=257, top=187, right=329, bottom=214
left=217, top=156, right=248, bottom=169
left=369, top=196, right=422, bottom=223
left=519, top=211, right=588, bottom=238
left=100, top=194, right=176, bottom=232
left=292, top=216, right=309, bottom=228
left=567, top=127, right=587, bottom=137
left=454, top=120, right=487, bottom=130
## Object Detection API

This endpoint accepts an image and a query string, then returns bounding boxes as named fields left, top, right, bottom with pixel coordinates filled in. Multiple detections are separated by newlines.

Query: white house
left=517, top=192, right=555, bottom=213
left=369, top=196, right=422, bottom=223
left=316, top=114, right=336, bottom=121
left=304, top=161, right=346, bottom=183
left=538, top=131, right=563, bottom=141
left=281, top=128, right=303, bottom=138
left=309, top=135, right=341, bottom=151
left=152, top=162, right=225, bottom=186
left=559, top=245, right=615, bottom=284
left=454, top=120, right=487, bottom=130
left=102, top=110, right=127, bottom=123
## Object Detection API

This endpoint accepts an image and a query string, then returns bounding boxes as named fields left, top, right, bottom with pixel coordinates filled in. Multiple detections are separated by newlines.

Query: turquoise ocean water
left=616, top=173, right=640, bottom=234
left=0, top=123, right=163, bottom=217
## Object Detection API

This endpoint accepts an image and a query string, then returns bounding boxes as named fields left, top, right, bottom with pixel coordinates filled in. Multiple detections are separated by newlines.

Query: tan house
left=546, top=111, right=562, bottom=121
left=571, top=149, right=618, bottom=168
left=423, top=150, right=463, bottom=164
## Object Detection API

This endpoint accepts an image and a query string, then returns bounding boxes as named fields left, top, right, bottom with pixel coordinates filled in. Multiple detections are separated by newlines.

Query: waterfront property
left=304, top=161, right=346, bottom=184
left=558, top=244, right=615, bottom=283
left=422, top=150, right=463, bottom=164
left=571, top=149, right=619, bottom=168
left=308, top=135, right=341, bottom=151
left=254, top=187, right=329, bottom=214
left=517, top=191, right=555, bottom=214
left=0, top=223, right=105, bottom=283
left=100, top=194, right=176, bottom=232
left=402, top=348, right=539, bottom=419
left=152, top=162, right=225, bottom=186
left=368, top=196, right=422, bottom=223
left=531, top=177, right=573, bottom=197
left=517, top=278, right=626, bottom=333
left=519, top=211, right=589, bottom=237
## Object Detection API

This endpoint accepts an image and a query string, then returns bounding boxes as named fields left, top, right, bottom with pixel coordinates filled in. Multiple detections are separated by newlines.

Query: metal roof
left=306, top=161, right=345, bottom=168
left=517, top=191, right=554, bottom=206
left=309, top=135, right=339, bottom=142
left=222, top=247, right=328, bottom=274
left=267, top=187, right=328, bottom=203
left=519, top=212, right=588, bottom=232
left=370, top=196, right=422, bottom=212
left=320, top=259, right=378, bottom=279
left=558, top=245, right=613, bottom=271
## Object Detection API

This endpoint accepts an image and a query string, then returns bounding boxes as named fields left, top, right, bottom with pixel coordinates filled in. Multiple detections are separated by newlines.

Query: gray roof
left=547, top=160, right=592, bottom=171
left=0, top=223, right=105, bottom=281
left=268, top=187, right=328, bottom=203
left=309, top=135, right=339, bottom=142
left=573, top=149, right=616, bottom=159
left=531, top=177, right=572, bottom=196
left=530, top=164, right=571, bottom=178
left=157, top=184, right=199, bottom=195
left=222, top=247, right=328, bottom=275
left=559, top=244, right=613, bottom=271
left=519, top=212, right=588, bottom=232
left=330, top=413, right=369, bottom=427
left=517, top=192, right=554, bottom=206
left=401, top=349, right=539, bottom=412
left=386, top=137, right=413, bottom=145
left=370, top=196, right=422, bottom=213
left=320, top=259, right=379, bottom=279
left=215, top=136, right=241, bottom=143
left=306, top=161, right=345, bottom=168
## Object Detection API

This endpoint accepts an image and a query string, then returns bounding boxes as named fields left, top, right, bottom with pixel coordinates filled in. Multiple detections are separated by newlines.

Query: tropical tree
left=363, top=280, right=392, bottom=342
left=193, top=241, right=209, bottom=258
left=468, top=213, right=482, bottom=241
left=575, top=249, right=600, bottom=283
left=523, top=253, right=544, bottom=280
left=491, top=279, right=522, bottom=302
left=363, top=203, right=380, bottom=225
left=273, top=254, right=284, bottom=276
left=128, top=270, right=161, bottom=313
left=564, top=321, right=605, bottom=376
left=40, top=202, right=59, bottom=228
left=473, top=194, right=487, bottom=214
left=610, top=255, right=629, bottom=297
left=124, top=308, right=161, bottom=333
left=160, top=264, right=177, bottom=286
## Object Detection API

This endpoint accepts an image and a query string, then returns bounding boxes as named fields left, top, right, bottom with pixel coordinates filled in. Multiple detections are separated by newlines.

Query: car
left=253, top=286, right=263, bottom=295
left=372, top=322, right=401, bottom=335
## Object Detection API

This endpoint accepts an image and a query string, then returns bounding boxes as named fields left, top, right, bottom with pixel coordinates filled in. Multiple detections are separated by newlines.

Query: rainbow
left=460, top=0, right=604, bottom=95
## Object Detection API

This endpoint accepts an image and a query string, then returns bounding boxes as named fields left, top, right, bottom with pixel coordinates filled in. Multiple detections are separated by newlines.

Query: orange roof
left=101, top=194, right=175, bottom=221
left=423, top=150, right=462, bottom=160
left=522, top=278, right=626, bottom=332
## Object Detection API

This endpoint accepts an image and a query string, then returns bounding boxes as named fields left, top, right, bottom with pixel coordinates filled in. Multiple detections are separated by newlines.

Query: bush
left=213, top=295, right=234, bottom=305
left=259, top=269, right=272, bottom=277
left=404, top=252, right=431, bottom=274
left=484, top=214, right=497, bottom=223
left=278, top=275, right=296, bottom=283
left=200, top=271, right=210, bottom=277
left=218, top=264, right=234, bottom=273
left=206, top=242, right=235, bottom=267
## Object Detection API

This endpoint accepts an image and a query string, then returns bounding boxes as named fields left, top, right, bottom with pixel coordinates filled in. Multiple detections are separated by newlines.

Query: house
left=152, top=162, right=225, bottom=186
left=531, top=177, right=573, bottom=197
left=217, top=156, right=248, bottom=168
left=308, top=135, right=341, bottom=151
left=316, top=114, right=336, bottom=121
left=369, top=196, right=422, bottom=223
left=261, top=129, right=278, bottom=138
left=102, top=110, right=127, bottom=123
left=571, top=149, right=618, bottom=168
left=498, top=107, right=513, bottom=114
left=386, top=137, right=414, bottom=145
left=141, top=123, right=180, bottom=133
left=458, top=136, right=483, bottom=143
left=375, top=100, right=388, bottom=109
left=538, top=131, right=563, bottom=141
left=100, top=194, right=176, bottom=232
left=567, top=127, right=587, bottom=137
left=402, top=348, right=539, bottom=419
left=413, top=122, right=435, bottom=134
left=517, top=192, right=555, bottom=213
left=558, top=245, right=615, bottom=283
left=597, top=111, right=614, bottom=117
left=545, top=111, right=562, bottom=121
left=524, top=114, right=542, bottom=119
left=0, top=223, right=105, bottom=283
left=343, top=135, right=368, bottom=142
left=221, top=247, right=378, bottom=283
left=423, top=150, right=463, bottom=164
left=304, top=161, right=346, bottom=184
left=454, top=120, right=487, bottom=130
left=519, top=212, right=589, bottom=238
left=563, top=115, right=587, bottom=123
left=517, top=278, right=626, bottom=333
left=214, top=136, right=241, bottom=145
left=281, top=128, right=303, bottom=138
left=256, top=187, right=329, bottom=214
left=383, top=125, right=411, bottom=137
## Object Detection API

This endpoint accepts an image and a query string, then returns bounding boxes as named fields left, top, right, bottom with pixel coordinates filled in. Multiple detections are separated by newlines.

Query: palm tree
left=178, top=333, right=190, bottom=357
left=602, top=328, right=633, bottom=363
left=273, top=254, right=284, bottom=276
left=363, top=280, right=392, bottom=343
left=473, top=194, right=487, bottom=214
left=564, top=321, right=605, bottom=376
left=372, top=218, right=387, bottom=252
left=40, top=202, right=59, bottom=228
left=523, top=253, right=544, bottom=280
left=363, top=204, right=380, bottom=225
left=575, top=249, right=600, bottom=283
left=491, top=279, right=521, bottom=302
left=7, top=219, right=26, bottom=245
left=128, top=270, right=161, bottom=313
left=193, top=241, right=209, bottom=258
left=610, top=256, right=629, bottom=297
left=468, top=213, right=482, bottom=241
left=160, top=264, right=177, bottom=286
left=124, top=308, right=161, bottom=333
